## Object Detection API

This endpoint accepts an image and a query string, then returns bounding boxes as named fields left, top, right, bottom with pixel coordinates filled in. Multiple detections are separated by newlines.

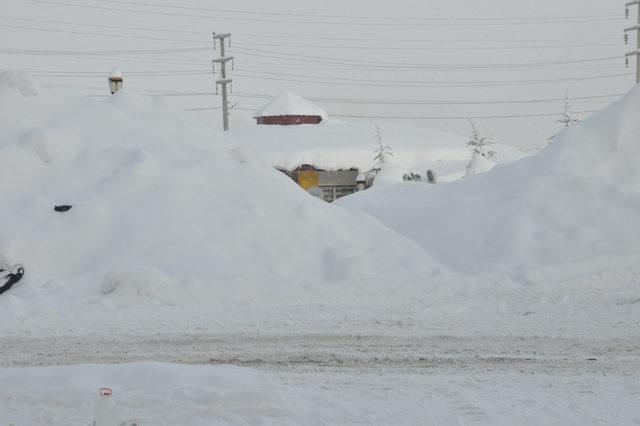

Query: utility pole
left=212, top=33, right=233, bottom=131
left=625, top=1, right=640, bottom=83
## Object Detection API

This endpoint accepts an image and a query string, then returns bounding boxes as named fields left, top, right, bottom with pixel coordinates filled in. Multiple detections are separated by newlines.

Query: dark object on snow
left=402, top=172, right=422, bottom=182
left=54, top=205, right=72, bottom=212
left=426, top=170, right=438, bottom=184
left=0, top=264, right=24, bottom=295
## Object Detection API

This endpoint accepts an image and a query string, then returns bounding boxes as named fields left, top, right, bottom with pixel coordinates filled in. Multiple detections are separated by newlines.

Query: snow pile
left=339, top=86, right=640, bottom=283
left=0, top=362, right=301, bottom=425
left=231, top=121, right=526, bottom=184
left=255, top=91, right=328, bottom=119
left=0, top=71, right=440, bottom=313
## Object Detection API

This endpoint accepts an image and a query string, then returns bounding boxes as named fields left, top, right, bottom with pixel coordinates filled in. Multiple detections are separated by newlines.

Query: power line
left=0, top=15, right=205, bottom=35
left=13, top=64, right=631, bottom=87
left=0, top=46, right=209, bottom=55
left=0, top=21, right=621, bottom=51
left=183, top=107, right=599, bottom=120
left=232, top=71, right=632, bottom=88
left=327, top=111, right=600, bottom=120
left=233, top=68, right=631, bottom=86
left=0, top=15, right=622, bottom=44
left=25, top=0, right=625, bottom=27
left=236, top=33, right=623, bottom=43
left=0, top=22, right=210, bottom=45
left=229, top=92, right=624, bottom=106
left=232, top=47, right=623, bottom=70
left=22, top=83, right=621, bottom=106
left=84, top=0, right=624, bottom=23
left=235, top=41, right=620, bottom=51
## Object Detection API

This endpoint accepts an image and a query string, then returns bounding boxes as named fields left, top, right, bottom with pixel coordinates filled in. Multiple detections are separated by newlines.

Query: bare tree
left=372, top=124, right=393, bottom=169
left=466, top=119, right=495, bottom=158
left=557, top=90, right=581, bottom=128
left=548, top=90, right=581, bottom=142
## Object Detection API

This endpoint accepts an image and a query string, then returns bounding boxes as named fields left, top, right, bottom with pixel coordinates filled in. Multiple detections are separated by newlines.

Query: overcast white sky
left=1, top=0, right=633, bottom=147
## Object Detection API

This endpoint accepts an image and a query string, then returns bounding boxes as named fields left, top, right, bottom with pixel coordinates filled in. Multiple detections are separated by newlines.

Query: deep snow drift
left=0, top=71, right=441, bottom=315
left=339, top=85, right=640, bottom=283
left=1, top=71, right=638, bottom=341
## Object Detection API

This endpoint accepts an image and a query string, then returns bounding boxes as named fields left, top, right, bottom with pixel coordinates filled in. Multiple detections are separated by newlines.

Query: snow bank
left=0, top=362, right=299, bottom=425
left=339, top=86, right=640, bottom=283
left=0, top=71, right=440, bottom=313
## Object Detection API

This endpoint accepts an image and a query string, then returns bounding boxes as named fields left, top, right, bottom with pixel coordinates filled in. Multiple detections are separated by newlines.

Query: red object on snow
left=99, top=388, right=113, bottom=397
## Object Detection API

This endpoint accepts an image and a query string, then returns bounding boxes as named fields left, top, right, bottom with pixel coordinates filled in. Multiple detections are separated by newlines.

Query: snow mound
left=0, top=362, right=299, bottom=425
left=255, top=91, right=328, bottom=119
left=0, top=71, right=440, bottom=312
left=339, top=86, right=640, bottom=282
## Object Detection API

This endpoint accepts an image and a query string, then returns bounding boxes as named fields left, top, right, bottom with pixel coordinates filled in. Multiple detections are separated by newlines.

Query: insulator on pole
left=625, top=34, right=630, bottom=44
left=626, top=7, right=630, bottom=19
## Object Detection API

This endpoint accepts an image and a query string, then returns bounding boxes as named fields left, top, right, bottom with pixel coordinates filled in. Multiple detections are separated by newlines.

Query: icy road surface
left=1, top=334, right=639, bottom=425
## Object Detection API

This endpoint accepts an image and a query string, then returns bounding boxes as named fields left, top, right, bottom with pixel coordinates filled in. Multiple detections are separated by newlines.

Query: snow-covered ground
left=1, top=336, right=639, bottom=425
left=1, top=71, right=639, bottom=425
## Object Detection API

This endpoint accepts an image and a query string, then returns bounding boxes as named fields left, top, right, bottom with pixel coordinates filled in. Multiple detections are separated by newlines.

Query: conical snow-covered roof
left=256, top=92, right=327, bottom=119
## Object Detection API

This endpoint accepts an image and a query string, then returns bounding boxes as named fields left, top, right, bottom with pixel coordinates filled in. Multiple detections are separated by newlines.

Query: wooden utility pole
left=625, top=1, right=640, bottom=83
left=212, top=33, right=233, bottom=131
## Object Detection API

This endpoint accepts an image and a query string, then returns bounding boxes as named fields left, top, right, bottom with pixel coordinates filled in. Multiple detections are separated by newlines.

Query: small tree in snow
left=548, top=90, right=581, bottom=142
left=557, top=90, right=581, bottom=128
left=466, top=119, right=495, bottom=158
left=372, top=124, right=393, bottom=171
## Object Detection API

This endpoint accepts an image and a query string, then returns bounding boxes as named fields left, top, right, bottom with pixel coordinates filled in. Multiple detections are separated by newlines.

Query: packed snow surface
left=2, top=359, right=638, bottom=426
left=0, top=362, right=295, bottom=425
left=255, top=91, right=328, bottom=119
left=0, top=71, right=440, bottom=316
left=339, top=85, right=640, bottom=283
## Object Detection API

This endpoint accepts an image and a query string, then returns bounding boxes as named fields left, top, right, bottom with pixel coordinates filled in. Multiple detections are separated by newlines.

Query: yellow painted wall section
left=297, top=171, right=319, bottom=190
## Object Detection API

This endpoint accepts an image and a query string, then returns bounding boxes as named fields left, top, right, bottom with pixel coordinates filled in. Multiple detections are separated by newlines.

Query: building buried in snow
left=252, top=92, right=378, bottom=202
left=277, top=164, right=366, bottom=203
left=255, top=92, right=327, bottom=126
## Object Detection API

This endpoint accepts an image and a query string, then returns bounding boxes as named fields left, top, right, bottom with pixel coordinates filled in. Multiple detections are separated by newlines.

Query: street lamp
left=108, top=68, right=123, bottom=95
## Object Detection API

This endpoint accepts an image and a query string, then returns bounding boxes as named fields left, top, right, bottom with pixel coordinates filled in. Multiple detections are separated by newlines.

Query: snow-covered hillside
left=0, top=71, right=441, bottom=316
left=339, top=86, right=640, bottom=284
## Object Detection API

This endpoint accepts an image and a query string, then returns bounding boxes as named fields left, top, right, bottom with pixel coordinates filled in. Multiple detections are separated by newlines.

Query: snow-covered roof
left=109, top=68, right=123, bottom=80
left=255, top=92, right=328, bottom=119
